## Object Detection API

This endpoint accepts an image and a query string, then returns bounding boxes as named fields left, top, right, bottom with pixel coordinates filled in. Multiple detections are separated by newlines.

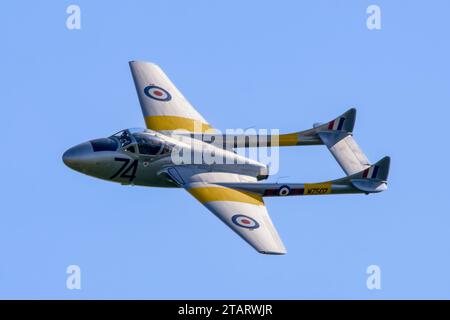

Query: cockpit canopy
left=95, top=128, right=172, bottom=156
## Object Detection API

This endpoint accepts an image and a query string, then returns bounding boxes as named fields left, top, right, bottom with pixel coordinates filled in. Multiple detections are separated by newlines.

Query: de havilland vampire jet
left=63, top=61, right=390, bottom=255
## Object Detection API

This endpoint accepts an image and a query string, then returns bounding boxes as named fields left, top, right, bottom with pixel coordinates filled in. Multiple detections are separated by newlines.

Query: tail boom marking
left=328, top=117, right=346, bottom=131
left=362, top=165, right=379, bottom=179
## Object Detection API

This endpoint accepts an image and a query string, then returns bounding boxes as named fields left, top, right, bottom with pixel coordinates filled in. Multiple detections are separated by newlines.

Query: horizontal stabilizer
left=315, top=108, right=371, bottom=176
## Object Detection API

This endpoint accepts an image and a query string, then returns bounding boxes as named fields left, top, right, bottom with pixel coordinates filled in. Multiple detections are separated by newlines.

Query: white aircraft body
left=63, top=61, right=390, bottom=254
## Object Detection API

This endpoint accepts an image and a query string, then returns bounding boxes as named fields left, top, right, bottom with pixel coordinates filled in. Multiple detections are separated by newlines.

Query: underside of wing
left=129, top=61, right=212, bottom=133
left=185, top=180, right=286, bottom=255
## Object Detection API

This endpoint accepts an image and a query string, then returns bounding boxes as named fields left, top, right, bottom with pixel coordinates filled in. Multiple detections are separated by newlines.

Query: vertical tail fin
left=348, top=156, right=391, bottom=193
left=315, top=108, right=356, bottom=133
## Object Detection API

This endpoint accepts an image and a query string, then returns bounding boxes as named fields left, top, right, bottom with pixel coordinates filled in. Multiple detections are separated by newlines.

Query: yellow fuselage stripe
left=145, top=115, right=212, bottom=132
left=272, top=133, right=299, bottom=146
left=303, top=182, right=332, bottom=195
left=188, top=186, right=264, bottom=206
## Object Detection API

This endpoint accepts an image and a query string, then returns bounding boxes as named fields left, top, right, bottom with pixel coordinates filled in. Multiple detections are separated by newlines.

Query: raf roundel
left=144, top=85, right=172, bottom=101
left=278, top=185, right=291, bottom=196
left=231, top=214, right=260, bottom=229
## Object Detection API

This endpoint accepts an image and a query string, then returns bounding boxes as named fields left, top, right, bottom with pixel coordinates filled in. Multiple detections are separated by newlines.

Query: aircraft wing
left=167, top=168, right=286, bottom=254
left=187, top=182, right=286, bottom=254
left=129, top=61, right=212, bottom=133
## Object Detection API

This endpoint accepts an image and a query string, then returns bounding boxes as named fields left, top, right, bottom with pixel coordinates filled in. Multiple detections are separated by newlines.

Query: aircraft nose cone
left=62, top=142, right=94, bottom=170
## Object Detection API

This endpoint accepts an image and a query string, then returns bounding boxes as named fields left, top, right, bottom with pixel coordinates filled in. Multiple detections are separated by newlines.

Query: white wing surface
left=129, top=61, right=212, bottom=133
left=169, top=169, right=286, bottom=255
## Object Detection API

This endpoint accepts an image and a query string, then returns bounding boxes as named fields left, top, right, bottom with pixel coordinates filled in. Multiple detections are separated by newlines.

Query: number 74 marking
left=110, top=158, right=138, bottom=181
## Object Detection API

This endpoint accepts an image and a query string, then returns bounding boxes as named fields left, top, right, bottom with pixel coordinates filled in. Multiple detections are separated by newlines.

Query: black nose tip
left=62, top=142, right=93, bottom=170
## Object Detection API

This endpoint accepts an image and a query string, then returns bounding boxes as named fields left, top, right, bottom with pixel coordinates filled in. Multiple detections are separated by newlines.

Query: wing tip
left=128, top=60, right=160, bottom=68
left=258, top=250, right=287, bottom=255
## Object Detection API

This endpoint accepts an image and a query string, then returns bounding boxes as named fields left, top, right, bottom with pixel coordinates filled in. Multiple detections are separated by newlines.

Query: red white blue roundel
left=144, top=85, right=172, bottom=101
left=231, top=214, right=260, bottom=229
left=278, top=185, right=291, bottom=196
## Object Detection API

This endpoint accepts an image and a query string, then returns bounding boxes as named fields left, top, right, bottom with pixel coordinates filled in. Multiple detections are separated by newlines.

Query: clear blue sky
left=1, top=0, right=449, bottom=299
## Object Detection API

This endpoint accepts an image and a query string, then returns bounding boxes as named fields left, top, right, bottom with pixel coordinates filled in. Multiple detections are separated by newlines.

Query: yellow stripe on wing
left=188, top=186, right=264, bottom=206
left=145, top=115, right=212, bottom=132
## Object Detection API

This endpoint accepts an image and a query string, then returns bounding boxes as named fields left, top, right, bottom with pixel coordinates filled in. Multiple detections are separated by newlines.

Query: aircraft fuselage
left=62, top=128, right=268, bottom=188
